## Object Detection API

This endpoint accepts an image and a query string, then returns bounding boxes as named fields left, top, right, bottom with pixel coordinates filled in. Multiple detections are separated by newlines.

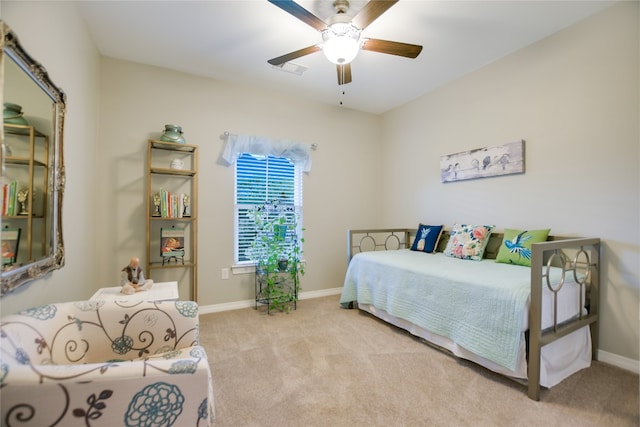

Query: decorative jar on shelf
left=3, top=102, right=29, bottom=125
left=170, top=158, right=185, bottom=170
left=159, top=124, right=186, bottom=144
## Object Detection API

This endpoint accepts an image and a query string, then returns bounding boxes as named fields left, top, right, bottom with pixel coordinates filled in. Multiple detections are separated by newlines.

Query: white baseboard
left=298, top=287, right=343, bottom=300
left=198, top=292, right=639, bottom=376
left=597, top=349, right=639, bottom=374
left=198, top=287, right=343, bottom=315
left=198, top=299, right=254, bottom=314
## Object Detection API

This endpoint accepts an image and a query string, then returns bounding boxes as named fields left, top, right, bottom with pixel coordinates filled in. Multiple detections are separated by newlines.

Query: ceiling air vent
left=272, top=62, right=308, bottom=76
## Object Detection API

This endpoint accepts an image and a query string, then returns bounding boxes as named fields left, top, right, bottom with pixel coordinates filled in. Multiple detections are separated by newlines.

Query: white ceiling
left=77, top=0, right=616, bottom=114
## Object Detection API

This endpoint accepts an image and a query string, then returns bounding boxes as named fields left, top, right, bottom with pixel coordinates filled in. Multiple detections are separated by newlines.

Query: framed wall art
left=160, top=227, right=185, bottom=265
left=440, top=140, right=525, bottom=183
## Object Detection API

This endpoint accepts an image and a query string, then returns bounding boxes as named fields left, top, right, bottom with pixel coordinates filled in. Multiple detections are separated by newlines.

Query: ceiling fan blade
left=337, top=63, right=352, bottom=85
left=362, top=38, right=423, bottom=58
left=268, top=0, right=327, bottom=32
left=352, top=0, right=398, bottom=30
left=268, top=45, right=321, bottom=66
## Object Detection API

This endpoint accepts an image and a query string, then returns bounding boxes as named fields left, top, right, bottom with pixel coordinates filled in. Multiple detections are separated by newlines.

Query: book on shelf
left=2, top=180, right=20, bottom=216
left=1, top=183, right=7, bottom=216
left=153, top=189, right=189, bottom=218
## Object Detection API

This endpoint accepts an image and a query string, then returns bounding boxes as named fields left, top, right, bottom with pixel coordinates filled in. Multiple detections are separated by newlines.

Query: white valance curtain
left=221, top=133, right=313, bottom=173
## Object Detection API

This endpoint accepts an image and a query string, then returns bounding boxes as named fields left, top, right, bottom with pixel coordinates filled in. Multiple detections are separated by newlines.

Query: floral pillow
left=410, top=224, right=444, bottom=253
left=495, top=228, right=550, bottom=267
left=443, top=224, right=495, bottom=261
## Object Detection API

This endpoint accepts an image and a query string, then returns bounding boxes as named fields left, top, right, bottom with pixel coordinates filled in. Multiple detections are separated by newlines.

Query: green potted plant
left=247, top=201, right=304, bottom=313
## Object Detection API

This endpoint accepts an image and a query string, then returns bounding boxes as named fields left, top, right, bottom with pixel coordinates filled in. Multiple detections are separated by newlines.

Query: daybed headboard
left=347, top=228, right=571, bottom=262
left=346, top=228, right=503, bottom=262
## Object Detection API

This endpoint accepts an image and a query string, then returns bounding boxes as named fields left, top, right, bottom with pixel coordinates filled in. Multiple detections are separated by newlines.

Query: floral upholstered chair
left=0, top=300, right=214, bottom=426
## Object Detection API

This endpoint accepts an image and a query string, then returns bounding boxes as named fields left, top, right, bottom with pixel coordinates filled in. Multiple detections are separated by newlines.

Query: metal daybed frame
left=345, top=228, right=600, bottom=400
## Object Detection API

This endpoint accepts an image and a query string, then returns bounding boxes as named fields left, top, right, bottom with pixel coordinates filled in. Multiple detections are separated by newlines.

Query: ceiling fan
left=267, top=0, right=423, bottom=85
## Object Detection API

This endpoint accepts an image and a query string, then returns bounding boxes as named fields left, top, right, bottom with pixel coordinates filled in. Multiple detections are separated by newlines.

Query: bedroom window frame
left=233, top=152, right=303, bottom=273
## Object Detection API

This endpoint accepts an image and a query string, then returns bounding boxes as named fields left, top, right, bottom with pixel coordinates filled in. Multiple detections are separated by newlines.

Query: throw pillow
left=443, top=223, right=495, bottom=261
left=410, top=224, right=444, bottom=253
left=495, top=228, right=551, bottom=267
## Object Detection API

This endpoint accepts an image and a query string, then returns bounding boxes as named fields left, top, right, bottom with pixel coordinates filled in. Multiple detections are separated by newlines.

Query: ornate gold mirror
left=0, top=21, right=66, bottom=294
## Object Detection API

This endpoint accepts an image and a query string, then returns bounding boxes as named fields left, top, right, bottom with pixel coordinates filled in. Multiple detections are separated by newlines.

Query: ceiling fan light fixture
left=267, top=0, right=422, bottom=85
left=323, top=36, right=359, bottom=64
left=322, top=22, right=361, bottom=65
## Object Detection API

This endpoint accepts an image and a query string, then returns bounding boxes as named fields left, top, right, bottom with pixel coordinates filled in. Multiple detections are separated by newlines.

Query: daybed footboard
left=344, top=228, right=600, bottom=401
left=528, top=237, right=600, bottom=400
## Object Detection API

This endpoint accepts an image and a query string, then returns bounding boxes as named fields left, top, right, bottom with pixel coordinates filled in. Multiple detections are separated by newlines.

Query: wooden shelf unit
left=2, top=123, right=49, bottom=266
left=145, top=139, right=198, bottom=301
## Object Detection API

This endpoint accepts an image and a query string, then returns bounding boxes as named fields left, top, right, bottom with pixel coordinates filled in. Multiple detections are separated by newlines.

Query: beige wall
left=1, top=2, right=637, bottom=365
left=1, top=1, right=383, bottom=313
left=94, top=58, right=383, bottom=303
left=382, top=2, right=639, bottom=362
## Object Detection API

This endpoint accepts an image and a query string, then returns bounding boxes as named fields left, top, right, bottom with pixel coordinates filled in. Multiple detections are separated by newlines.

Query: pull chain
left=338, top=65, right=345, bottom=105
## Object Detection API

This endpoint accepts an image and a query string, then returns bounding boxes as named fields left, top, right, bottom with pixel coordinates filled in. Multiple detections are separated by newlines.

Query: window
left=235, top=153, right=303, bottom=264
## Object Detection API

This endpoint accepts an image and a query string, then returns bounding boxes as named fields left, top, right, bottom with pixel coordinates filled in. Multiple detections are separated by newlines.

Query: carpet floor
left=198, top=294, right=638, bottom=427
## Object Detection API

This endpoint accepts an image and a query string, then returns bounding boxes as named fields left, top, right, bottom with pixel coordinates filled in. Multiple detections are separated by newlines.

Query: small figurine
left=152, top=193, right=161, bottom=217
left=120, top=256, right=154, bottom=294
left=182, top=194, right=190, bottom=217
left=17, top=189, right=29, bottom=215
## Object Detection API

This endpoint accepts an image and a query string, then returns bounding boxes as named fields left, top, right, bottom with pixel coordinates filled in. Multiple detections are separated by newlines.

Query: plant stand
left=254, top=265, right=299, bottom=314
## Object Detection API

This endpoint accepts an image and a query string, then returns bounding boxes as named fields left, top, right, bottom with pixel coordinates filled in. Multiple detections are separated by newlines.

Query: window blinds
left=235, top=153, right=303, bottom=263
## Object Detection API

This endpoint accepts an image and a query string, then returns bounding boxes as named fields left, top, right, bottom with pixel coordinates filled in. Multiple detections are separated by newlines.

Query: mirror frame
left=1, top=21, right=66, bottom=295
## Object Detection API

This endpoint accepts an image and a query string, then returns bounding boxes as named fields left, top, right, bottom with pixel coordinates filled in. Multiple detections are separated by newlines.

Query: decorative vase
left=159, top=124, right=186, bottom=144
left=3, top=102, right=29, bottom=125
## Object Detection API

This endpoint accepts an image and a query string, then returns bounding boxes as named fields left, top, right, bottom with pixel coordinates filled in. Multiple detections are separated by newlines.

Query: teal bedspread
left=340, top=250, right=538, bottom=371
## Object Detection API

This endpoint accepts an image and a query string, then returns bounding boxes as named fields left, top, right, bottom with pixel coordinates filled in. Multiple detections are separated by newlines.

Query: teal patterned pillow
left=496, top=228, right=550, bottom=267
left=443, top=223, right=495, bottom=261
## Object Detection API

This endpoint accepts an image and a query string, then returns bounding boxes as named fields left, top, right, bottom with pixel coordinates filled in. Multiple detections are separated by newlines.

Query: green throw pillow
left=496, top=228, right=550, bottom=267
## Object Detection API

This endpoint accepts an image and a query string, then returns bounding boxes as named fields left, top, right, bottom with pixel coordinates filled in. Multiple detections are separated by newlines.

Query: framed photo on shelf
left=160, top=227, right=185, bottom=265
left=2, top=227, right=21, bottom=265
